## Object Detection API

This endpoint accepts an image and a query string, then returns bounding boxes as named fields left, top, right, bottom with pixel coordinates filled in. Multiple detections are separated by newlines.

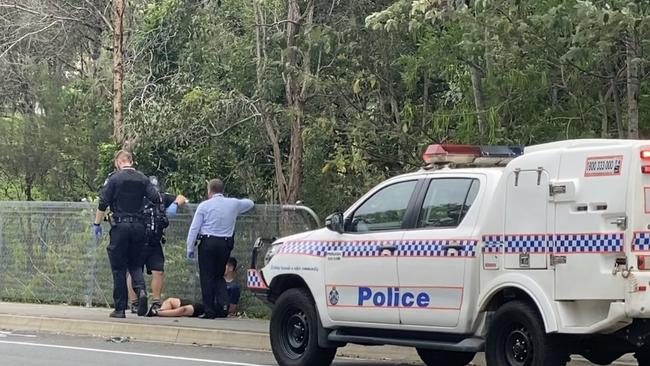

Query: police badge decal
left=328, top=287, right=339, bottom=306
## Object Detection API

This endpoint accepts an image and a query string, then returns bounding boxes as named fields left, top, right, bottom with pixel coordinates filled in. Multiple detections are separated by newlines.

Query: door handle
left=443, top=245, right=465, bottom=251
left=610, top=216, right=627, bottom=230
left=379, top=245, right=397, bottom=252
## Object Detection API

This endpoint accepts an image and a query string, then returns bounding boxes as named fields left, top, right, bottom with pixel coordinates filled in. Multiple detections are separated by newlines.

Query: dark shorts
left=141, top=243, right=165, bottom=274
left=180, top=299, right=205, bottom=317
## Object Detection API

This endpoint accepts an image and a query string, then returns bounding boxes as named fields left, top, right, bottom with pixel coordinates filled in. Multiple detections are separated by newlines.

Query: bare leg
left=159, top=298, right=180, bottom=311
left=151, top=271, right=164, bottom=301
left=157, top=305, right=194, bottom=317
left=228, top=304, right=238, bottom=317
left=126, top=273, right=137, bottom=303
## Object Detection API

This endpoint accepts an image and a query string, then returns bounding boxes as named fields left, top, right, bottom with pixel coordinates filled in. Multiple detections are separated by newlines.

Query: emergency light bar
left=423, top=144, right=523, bottom=167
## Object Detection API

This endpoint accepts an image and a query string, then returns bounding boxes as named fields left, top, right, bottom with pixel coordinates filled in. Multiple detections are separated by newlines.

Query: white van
left=248, top=139, right=650, bottom=366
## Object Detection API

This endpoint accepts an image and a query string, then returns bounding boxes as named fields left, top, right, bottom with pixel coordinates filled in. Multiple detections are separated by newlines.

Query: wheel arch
left=268, top=274, right=311, bottom=303
left=478, top=276, right=558, bottom=333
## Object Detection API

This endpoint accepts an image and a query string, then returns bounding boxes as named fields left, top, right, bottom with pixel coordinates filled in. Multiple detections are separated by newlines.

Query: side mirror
left=325, top=212, right=344, bottom=233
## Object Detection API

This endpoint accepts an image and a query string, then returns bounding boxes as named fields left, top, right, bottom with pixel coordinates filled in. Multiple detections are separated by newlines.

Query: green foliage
left=2, top=1, right=650, bottom=300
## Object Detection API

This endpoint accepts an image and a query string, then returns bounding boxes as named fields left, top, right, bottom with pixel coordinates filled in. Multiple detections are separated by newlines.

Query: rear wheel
left=416, top=348, right=475, bottom=366
left=270, top=288, right=337, bottom=366
left=486, top=301, right=569, bottom=366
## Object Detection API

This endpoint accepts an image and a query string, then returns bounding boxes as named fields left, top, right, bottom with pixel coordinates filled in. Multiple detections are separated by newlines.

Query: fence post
left=0, top=213, right=4, bottom=293
left=83, top=206, right=99, bottom=308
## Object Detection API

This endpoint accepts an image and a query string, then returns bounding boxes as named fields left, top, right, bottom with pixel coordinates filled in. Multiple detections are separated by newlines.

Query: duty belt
left=199, top=234, right=233, bottom=241
left=114, top=216, right=143, bottom=224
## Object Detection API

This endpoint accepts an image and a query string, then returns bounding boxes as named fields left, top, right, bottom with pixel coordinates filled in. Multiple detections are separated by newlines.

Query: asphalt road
left=0, top=331, right=635, bottom=366
left=0, top=331, right=414, bottom=366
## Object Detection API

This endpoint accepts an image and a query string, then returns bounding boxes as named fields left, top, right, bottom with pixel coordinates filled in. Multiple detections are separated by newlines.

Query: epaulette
left=103, top=170, right=117, bottom=186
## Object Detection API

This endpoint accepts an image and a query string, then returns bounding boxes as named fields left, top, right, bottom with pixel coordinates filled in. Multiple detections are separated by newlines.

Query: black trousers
left=107, top=222, right=146, bottom=311
left=198, top=236, right=233, bottom=317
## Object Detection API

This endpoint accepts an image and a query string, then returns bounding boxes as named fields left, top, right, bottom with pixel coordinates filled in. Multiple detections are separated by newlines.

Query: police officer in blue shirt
left=186, top=179, right=254, bottom=319
left=94, top=150, right=161, bottom=318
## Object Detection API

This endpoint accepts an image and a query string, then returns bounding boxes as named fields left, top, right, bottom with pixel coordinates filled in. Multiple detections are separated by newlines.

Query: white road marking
left=0, top=340, right=270, bottom=366
left=0, top=331, right=37, bottom=338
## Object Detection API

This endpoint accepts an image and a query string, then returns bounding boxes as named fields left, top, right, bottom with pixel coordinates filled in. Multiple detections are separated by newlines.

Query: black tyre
left=486, top=301, right=569, bottom=366
left=270, top=288, right=337, bottom=366
left=416, top=348, right=475, bottom=366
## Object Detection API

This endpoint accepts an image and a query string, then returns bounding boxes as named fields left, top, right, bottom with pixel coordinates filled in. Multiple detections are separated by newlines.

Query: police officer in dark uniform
left=93, top=150, right=161, bottom=318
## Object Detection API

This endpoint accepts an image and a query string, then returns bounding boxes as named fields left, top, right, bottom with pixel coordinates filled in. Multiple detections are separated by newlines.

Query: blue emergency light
left=423, top=144, right=523, bottom=166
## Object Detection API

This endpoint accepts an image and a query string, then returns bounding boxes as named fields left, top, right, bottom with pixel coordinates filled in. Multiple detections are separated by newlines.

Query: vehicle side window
left=349, top=180, right=418, bottom=233
left=417, top=178, right=480, bottom=229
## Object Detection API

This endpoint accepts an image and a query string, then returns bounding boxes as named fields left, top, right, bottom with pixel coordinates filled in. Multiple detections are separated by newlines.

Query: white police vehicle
left=248, top=139, right=650, bottom=366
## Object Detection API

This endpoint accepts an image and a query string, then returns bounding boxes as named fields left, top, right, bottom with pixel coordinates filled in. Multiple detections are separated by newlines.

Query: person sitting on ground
left=146, top=297, right=204, bottom=318
left=224, top=257, right=241, bottom=317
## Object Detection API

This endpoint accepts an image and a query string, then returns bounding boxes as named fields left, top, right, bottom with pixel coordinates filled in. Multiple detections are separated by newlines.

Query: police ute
left=247, top=139, right=650, bottom=366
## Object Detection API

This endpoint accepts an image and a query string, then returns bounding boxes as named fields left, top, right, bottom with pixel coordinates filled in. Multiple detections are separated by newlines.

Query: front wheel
left=416, top=348, right=475, bottom=366
left=270, top=288, right=337, bottom=366
left=486, top=301, right=569, bottom=366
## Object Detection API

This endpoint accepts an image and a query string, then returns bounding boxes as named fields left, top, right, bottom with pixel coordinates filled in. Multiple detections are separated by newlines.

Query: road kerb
left=0, top=314, right=421, bottom=362
left=0, top=314, right=635, bottom=365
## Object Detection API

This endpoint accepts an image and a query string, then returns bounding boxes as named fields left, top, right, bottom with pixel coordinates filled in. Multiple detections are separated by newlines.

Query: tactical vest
left=143, top=195, right=169, bottom=244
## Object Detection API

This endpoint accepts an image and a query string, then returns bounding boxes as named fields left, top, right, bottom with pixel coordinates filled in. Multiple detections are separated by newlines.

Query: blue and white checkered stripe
left=482, top=235, right=503, bottom=254
left=554, top=233, right=623, bottom=254
left=278, top=242, right=328, bottom=256
left=505, top=234, right=548, bottom=254
left=328, top=241, right=381, bottom=257
left=247, top=269, right=267, bottom=289
left=633, top=232, right=650, bottom=252
left=397, top=240, right=477, bottom=257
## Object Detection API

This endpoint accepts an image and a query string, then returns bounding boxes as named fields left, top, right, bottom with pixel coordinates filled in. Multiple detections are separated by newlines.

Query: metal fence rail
left=0, top=202, right=318, bottom=317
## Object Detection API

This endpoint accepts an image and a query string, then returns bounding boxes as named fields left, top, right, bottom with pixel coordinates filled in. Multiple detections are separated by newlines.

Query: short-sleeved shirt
left=226, top=280, right=241, bottom=305
left=179, top=298, right=205, bottom=317
left=144, top=193, right=176, bottom=210
left=162, top=193, right=176, bottom=208
left=99, top=168, right=161, bottom=216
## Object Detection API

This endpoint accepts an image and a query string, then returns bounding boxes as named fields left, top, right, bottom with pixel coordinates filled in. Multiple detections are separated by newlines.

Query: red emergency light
left=641, top=149, right=650, bottom=160
left=423, top=144, right=523, bottom=167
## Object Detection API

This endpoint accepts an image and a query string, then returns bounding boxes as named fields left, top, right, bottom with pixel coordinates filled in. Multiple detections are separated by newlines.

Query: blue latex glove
left=187, top=250, right=195, bottom=260
left=93, top=224, right=102, bottom=239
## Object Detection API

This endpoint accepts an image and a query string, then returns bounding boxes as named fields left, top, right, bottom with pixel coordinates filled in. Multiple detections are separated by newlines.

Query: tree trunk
left=469, top=63, right=487, bottom=138
left=422, top=74, right=430, bottom=130
left=282, top=0, right=313, bottom=204
left=611, top=77, right=624, bottom=138
left=254, top=0, right=313, bottom=204
left=599, top=90, right=609, bottom=138
left=112, top=0, right=125, bottom=145
left=24, top=176, right=33, bottom=201
left=626, top=31, right=641, bottom=139
left=253, top=1, right=287, bottom=204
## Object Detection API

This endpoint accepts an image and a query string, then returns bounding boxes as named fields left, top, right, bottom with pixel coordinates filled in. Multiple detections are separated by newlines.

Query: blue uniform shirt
left=186, top=194, right=254, bottom=255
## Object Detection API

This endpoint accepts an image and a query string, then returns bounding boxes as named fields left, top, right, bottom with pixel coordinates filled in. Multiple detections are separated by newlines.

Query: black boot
left=110, top=310, right=126, bottom=319
left=137, top=290, right=148, bottom=316
left=215, top=304, right=229, bottom=318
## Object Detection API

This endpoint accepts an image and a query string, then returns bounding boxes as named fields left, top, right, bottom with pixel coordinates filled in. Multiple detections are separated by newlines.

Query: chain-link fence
left=0, top=201, right=319, bottom=318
